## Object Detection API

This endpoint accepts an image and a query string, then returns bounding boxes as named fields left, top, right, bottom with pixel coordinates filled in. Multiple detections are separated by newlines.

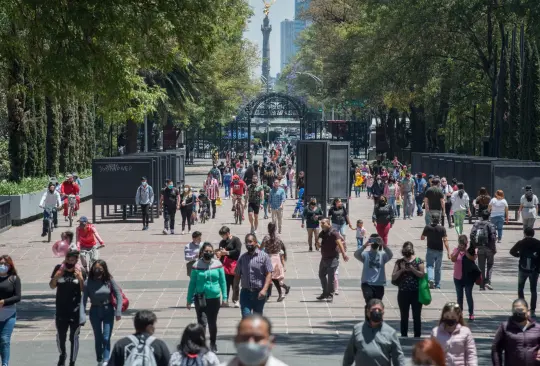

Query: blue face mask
left=0, top=264, right=9, bottom=274
left=168, top=185, right=173, bottom=189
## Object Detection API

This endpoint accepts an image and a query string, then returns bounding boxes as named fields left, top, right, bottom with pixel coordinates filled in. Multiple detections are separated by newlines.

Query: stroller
left=292, top=188, right=304, bottom=218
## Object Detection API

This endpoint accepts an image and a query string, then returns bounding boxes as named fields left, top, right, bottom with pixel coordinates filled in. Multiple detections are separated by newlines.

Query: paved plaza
left=0, top=159, right=529, bottom=365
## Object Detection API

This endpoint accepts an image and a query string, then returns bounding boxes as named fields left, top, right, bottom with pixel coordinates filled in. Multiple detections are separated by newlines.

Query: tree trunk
left=125, top=119, right=138, bottom=154
left=508, top=26, right=521, bottom=157
left=35, top=96, right=46, bottom=176
left=77, top=103, right=88, bottom=172
left=519, top=42, right=532, bottom=160
left=529, top=43, right=540, bottom=161
left=85, top=101, right=96, bottom=169
left=25, top=94, right=37, bottom=177
left=7, top=60, right=27, bottom=182
left=409, top=103, right=426, bottom=152
left=495, top=31, right=509, bottom=158
left=46, top=97, right=61, bottom=177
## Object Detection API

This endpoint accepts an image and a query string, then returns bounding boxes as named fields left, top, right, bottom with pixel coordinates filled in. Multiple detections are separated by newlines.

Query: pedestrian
left=223, top=168, right=232, bottom=199
left=135, top=176, right=154, bottom=231
left=160, top=178, right=180, bottom=235
left=301, top=197, right=323, bottom=251
left=440, top=177, right=454, bottom=228
left=414, top=173, right=428, bottom=216
left=185, top=231, right=202, bottom=279
left=421, top=213, right=450, bottom=289
left=354, top=167, right=363, bottom=198
left=473, top=187, right=491, bottom=220
left=286, top=164, right=295, bottom=199
left=329, top=198, right=354, bottom=241
left=510, top=227, right=540, bottom=317
left=450, top=182, right=471, bottom=236
left=268, top=179, right=286, bottom=234
left=372, top=195, right=395, bottom=245
left=187, top=242, right=227, bottom=353
left=108, top=310, right=170, bottom=366
left=400, top=171, right=415, bottom=220
left=343, top=299, right=406, bottom=366
left=366, top=174, right=374, bottom=198
left=243, top=164, right=254, bottom=186
left=317, top=218, right=349, bottom=302
left=82, top=259, right=123, bottom=365
left=217, top=226, right=242, bottom=308
left=246, top=175, right=264, bottom=234
left=261, top=223, right=291, bottom=302
left=396, top=193, right=402, bottom=218
left=356, top=234, right=393, bottom=315
left=489, top=190, right=509, bottom=243
left=431, top=302, right=477, bottom=366
left=179, top=185, right=196, bottom=235
left=355, top=219, right=367, bottom=250
left=0, top=256, right=20, bottom=366
left=169, top=323, right=220, bottom=366
left=451, top=235, right=477, bottom=321
left=49, top=250, right=85, bottom=366
left=411, top=339, right=446, bottom=366
left=424, top=177, right=445, bottom=226
left=469, top=209, right=497, bottom=290
left=519, top=185, right=538, bottom=231
left=203, top=172, right=220, bottom=219
left=261, top=178, right=271, bottom=220
left=492, top=298, right=540, bottom=366
left=371, top=175, right=385, bottom=206
left=234, top=233, right=273, bottom=317
left=391, top=242, right=424, bottom=338
left=384, top=177, right=400, bottom=216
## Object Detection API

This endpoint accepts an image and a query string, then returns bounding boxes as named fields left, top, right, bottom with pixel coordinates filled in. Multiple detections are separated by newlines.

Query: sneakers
left=170, top=230, right=175, bottom=235
left=142, top=226, right=148, bottom=231
left=485, top=283, right=493, bottom=290
left=326, top=295, right=334, bottom=303
left=316, top=293, right=327, bottom=300
left=428, top=280, right=435, bottom=289
left=233, top=301, right=240, bottom=308
left=57, top=354, right=66, bottom=366
left=284, top=285, right=291, bottom=295
left=277, top=296, right=285, bottom=302
left=479, top=286, right=486, bottom=291
left=210, top=343, right=218, bottom=354
left=468, top=314, right=475, bottom=322
left=334, top=291, right=339, bottom=295
left=309, top=246, right=313, bottom=252
left=222, top=301, right=229, bottom=308
left=163, top=229, right=169, bottom=235
left=41, top=232, right=47, bottom=237
left=188, top=230, right=192, bottom=234
left=532, top=311, right=537, bottom=318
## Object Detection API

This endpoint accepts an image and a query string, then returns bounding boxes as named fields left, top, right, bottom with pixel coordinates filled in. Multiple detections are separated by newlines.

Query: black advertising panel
left=328, top=142, right=350, bottom=200
left=304, top=142, right=327, bottom=199
left=493, top=164, right=540, bottom=205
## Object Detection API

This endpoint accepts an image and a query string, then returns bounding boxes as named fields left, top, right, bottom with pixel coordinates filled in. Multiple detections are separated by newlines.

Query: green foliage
left=0, top=170, right=91, bottom=195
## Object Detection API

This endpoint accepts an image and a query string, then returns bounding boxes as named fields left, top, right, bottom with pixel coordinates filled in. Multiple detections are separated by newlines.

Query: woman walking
left=180, top=185, right=196, bottom=234
left=519, top=185, right=538, bottom=231
left=372, top=195, right=395, bottom=245
left=329, top=198, right=354, bottom=241
left=83, top=259, right=123, bottom=366
left=354, top=167, right=363, bottom=198
left=451, top=235, right=477, bottom=321
left=489, top=190, right=509, bottom=243
left=261, top=223, right=291, bottom=302
left=473, top=187, right=491, bottom=220
left=169, top=323, right=220, bottom=366
left=0, top=256, right=21, bottom=366
left=384, top=177, right=401, bottom=216
left=450, top=183, right=471, bottom=235
left=391, top=242, right=424, bottom=338
left=186, top=243, right=227, bottom=353
left=302, top=197, right=323, bottom=251
left=431, top=302, right=477, bottom=366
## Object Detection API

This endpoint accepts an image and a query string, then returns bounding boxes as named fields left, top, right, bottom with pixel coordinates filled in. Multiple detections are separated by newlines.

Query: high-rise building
left=280, top=19, right=296, bottom=72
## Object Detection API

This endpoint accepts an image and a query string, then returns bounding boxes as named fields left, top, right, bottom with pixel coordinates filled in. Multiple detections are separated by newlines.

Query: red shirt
left=230, top=180, right=247, bottom=196
left=76, top=224, right=103, bottom=249
left=60, top=181, right=80, bottom=196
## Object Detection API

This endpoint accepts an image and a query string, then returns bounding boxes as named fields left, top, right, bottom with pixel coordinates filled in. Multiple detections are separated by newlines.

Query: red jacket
left=61, top=182, right=80, bottom=196
left=76, top=224, right=103, bottom=249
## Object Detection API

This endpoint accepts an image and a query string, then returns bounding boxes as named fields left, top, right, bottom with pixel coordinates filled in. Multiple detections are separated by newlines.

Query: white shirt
left=521, top=194, right=538, bottom=219
left=450, top=191, right=470, bottom=212
left=490, top=197, right=508, bottom=217
left=40, top=190, right=62, bottom=208
left=221, top=356, right=288, bottom=366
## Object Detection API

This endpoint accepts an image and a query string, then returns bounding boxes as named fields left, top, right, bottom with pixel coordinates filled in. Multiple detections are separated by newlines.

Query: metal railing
left=0, top=200, right=11, bottom=232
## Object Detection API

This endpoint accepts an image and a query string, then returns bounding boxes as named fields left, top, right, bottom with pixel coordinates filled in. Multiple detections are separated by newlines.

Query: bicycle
left=66, top=194, right=77, bottom=227
left=43, top=207, right=56, bottom=243
left=199, top=205, right=210, bottom=224
left=80, top=245, right=102, bottom=273
left=234, top=197, right=243, bottom=225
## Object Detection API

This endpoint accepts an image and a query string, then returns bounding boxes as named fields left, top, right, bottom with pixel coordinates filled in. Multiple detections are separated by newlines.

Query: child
left=396, top=194, right=402, bottom=218
left=292, top=188, right=304, bottom=218
left=356, top=220, right=367, bottom=250
left=184, top=231, right=202, bottom=278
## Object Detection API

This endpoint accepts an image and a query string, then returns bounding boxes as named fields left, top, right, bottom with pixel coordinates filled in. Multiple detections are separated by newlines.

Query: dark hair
left=431, top=178, right=440, bottom=186
left=178, top=323, right=209, bottom=355
left=457, top=182, right=465, bottom=198
left=412, top=339, right=446, bottom=366
left=268, top=222, right=277, bottom=240
left=379, top=195, right=387, bottom=204
left=218, top=226, right=230, bottom=236
left=199, top=242, right=213, bottom=259
left=0, top=255, right=18, bottom=276
left=481, top=209, right=490, bottom=220
left=479, top=187, right=487, bottom=195
left=439, top=302, right=465, bottom=326
left=89, top=259, right=112, bottom=282
left=65, top=250, right=80, bottom=259
left=238, top=314, right=273, bottom=335
left=166, top=178, right=173, bottom=183
left=458, top=234, right=468, bottom=246
left=63, top=231, right=74, bottom=243
left=134, top=310, right=157, bottom=332
left=192, top=231, right=202, bottom=239
left=367, top=298, right=385, bottom=310
left=525, top=227, right=535, bottom=237
left=512, top=298, right=529, bottom=309
left=430, top=212, right=440, bottom=224
left=245, top=233, right=257, bottom=244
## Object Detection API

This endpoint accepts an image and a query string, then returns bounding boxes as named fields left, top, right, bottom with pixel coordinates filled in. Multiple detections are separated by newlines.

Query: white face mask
left=235, top=342, right=271, bottom=366
left=184, top=188, right=189, bottom=192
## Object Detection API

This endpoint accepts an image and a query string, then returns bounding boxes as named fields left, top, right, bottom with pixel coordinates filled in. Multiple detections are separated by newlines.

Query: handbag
left=223, top=256, right=237, bottom=276
left=462, top=254, right=482, bottom=284
left=391, top=259, right=405, bottom=286
left=216, top=197, right=222, bottom=206
left=195, top=293, right=207, bottom=308
left=109, top=282, right=130, bottom=312
left=418, top=273, right=432, bottom=305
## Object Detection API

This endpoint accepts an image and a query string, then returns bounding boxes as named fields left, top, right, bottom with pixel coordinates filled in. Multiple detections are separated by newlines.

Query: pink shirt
left=452, top=248, right=465, bottom=280
left=431, top=324, right=478, bottom=366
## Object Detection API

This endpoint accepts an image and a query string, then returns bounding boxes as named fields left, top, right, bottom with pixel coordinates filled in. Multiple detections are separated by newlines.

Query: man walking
left=286, top=164, right=295, bottom=199
left=317, top=218, right=349, bottom=303
left=269, top=178, right=286, bottom=234
left=135, top=176, right=154, bottom=230
left=400, top=172, right=415, bottom=220
left=160, top=178, right=180, bottom=235
left=203, top=172, right=220, bottom=219
left=470, top=209, right=497, bottom=290
left=414, top=173, right=427, bottom=216
left=421, top=213, right=449, bottom=289
left=246, top=175, right=264, bottom=234
left=423, top=177, right=445, bottom=226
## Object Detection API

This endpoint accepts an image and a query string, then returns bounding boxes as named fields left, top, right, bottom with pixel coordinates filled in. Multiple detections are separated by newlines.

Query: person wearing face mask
left=301, top=197, right=323, bottom=251
left=440, top=177, right=454, bottom=228
left=492, top=299, right=540, bottom=366
left=60, top=174, right=81, bottom=220
left=519, top=185, right=539, bottom=231
left=204, top=172, right=221, bottom=219
left=400, top=172, right=415, bottom=220
left=184, top=231, right=203, bottom=278
left=222, top=314, right=287, bottom=366
left=179, top=185, right=196, bottom=234
left=234, top=234, right=273, bottom=317
left=371, top=175, right=385, bottom=206
left=372, top=196, right=395, bottom=245
left=135, top=176, right=154, bottom=231
left=160, top=179, right=180, bottom=235
left=40, top=182, right=62, bottom=237
left=0, top=256, right=21, bottom=366
left=76, top=216, right=105, bottom=272
left=268, top=179, right=286, bottom=234
left=431, top=302, right=477, bottom=366
left=343, top=299, right=405, bottom=366
left=50, top=250, right=85, bottom=366
left=170, top=323, right=220, bottom=366
left=186, top=243, right=227, bottom=353
left=414, top=173, right=427, bottom=217
left=246, top=175, right=264, bottom=234
left=451, top=235, right=477, bottom=322
left=295, top=171, right=305, bottom=200
left=82, top=259, right=123, bottom=366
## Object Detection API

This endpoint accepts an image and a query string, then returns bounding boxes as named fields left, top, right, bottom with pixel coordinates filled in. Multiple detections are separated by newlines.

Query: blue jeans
left=224, top=183, right=230, bottom=198
left=0, top=313, right=16, bottom=366
left=490, top=216, right=504, bottom=239
left=425, top=248, right=443, bottom=286
left=396, top=205, right=401, bottom=217
left=239, top=288, right=267, bottom=318
left=388, top=196, right=397, bottom=215
left=454, top=278, right=474, bottom=315
left=89, top=305, right=115, bottom=362
left=367, top=187, right=372, bottom=197
left=415, top=194, right=424, bottom=214
left=354, top=186, right=361, bottom=197
left=357, top=238, right=364, bottom=249
left=263, top=201, right=268, bottom=217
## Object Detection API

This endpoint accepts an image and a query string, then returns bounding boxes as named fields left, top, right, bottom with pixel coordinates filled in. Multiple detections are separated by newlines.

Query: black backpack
left=519, top=249, right=539, bottom=273
left=474, top=221, right=490, bottom=246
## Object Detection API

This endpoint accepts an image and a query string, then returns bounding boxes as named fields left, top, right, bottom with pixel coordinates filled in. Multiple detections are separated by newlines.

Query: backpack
left=124, top=335, right=157, bottom=366
left=519, top=249, right=539, bottom=273
left=474, top=221, right=489, bottom=246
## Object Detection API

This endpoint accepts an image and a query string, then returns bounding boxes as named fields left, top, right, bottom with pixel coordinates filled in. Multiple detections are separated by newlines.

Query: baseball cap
left=78, top=216, right=88, bottom=223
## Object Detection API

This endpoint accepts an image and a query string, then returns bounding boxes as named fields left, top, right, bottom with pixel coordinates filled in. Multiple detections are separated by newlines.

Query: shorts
left=248, top=202, right=260, bottom=215
left=332, top=223, right=346, bottom=236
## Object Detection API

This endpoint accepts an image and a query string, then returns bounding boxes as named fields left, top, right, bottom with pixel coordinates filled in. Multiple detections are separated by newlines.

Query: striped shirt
left=268, top=187, right=286, bottom=210
left=203, top=178, right=220, bottom=200
left=235, top=249, right=273, bottom=290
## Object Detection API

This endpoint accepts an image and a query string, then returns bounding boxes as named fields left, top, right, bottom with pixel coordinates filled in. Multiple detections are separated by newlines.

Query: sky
left=244, top=0, right=295, bottom=78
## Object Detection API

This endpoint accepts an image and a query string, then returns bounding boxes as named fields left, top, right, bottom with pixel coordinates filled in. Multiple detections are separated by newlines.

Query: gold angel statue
left=262, top=0, right=276, bottom=16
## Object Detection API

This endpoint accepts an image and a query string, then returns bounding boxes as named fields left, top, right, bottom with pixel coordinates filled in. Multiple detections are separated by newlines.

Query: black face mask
left=370, top=310, right=383, bottom=323
left=246, top=245, right=256, bottom=253
left=379, top=201, right=386, bottom=206
left=402, top=250, right=413, bottom=257
left=512, top=311, right=527, bottom=323
left=371, top=244, right=380, bottom=251
left=93, top=269, right=104, bottom=277
left=203, top=252, right=213, bottom=261
left=443, top=319, right=457, bottom=327
left=64, top=263, right=75, bottom=270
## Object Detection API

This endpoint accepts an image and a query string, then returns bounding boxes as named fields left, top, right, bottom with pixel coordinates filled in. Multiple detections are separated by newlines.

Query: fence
left=0, top=200, right=11, bottom=233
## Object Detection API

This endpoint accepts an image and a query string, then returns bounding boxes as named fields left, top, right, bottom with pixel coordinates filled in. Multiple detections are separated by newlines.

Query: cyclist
left=72, top=172, right=82, bottom=188
left=197, top=189, right=211, bottom=221
left=245, top=175, right=264, bottom=234
left=60, top=174, right=80, bottom=221
left=75, top=216, right=104, bottom=271
left=230, top=174, right=247, bottom=220
left=39, top=182, right=62, bottom=237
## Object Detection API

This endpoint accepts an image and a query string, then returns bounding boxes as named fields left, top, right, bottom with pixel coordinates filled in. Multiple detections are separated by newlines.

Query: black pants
left=225, top=274, right=239, bottom=302
left=319, top=258, right=338, bottom=296
left=268, top=279, right=283, bottom=297
left=140, top=204, right=150, bottom=227
left=443, top=201, right=452, bottom=227
left=56, top=318, right=81, bottom=363
left=361, top=283, right=385, bottom=318
left=397, top=290, right=422, bottom=337
left=195, top=297, right=221, bottom=344
left=163, top=205, right=176, bottom=230
left=210, top=199, right=217, bottom=218
left=180, top=207, right=192, bottom=231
